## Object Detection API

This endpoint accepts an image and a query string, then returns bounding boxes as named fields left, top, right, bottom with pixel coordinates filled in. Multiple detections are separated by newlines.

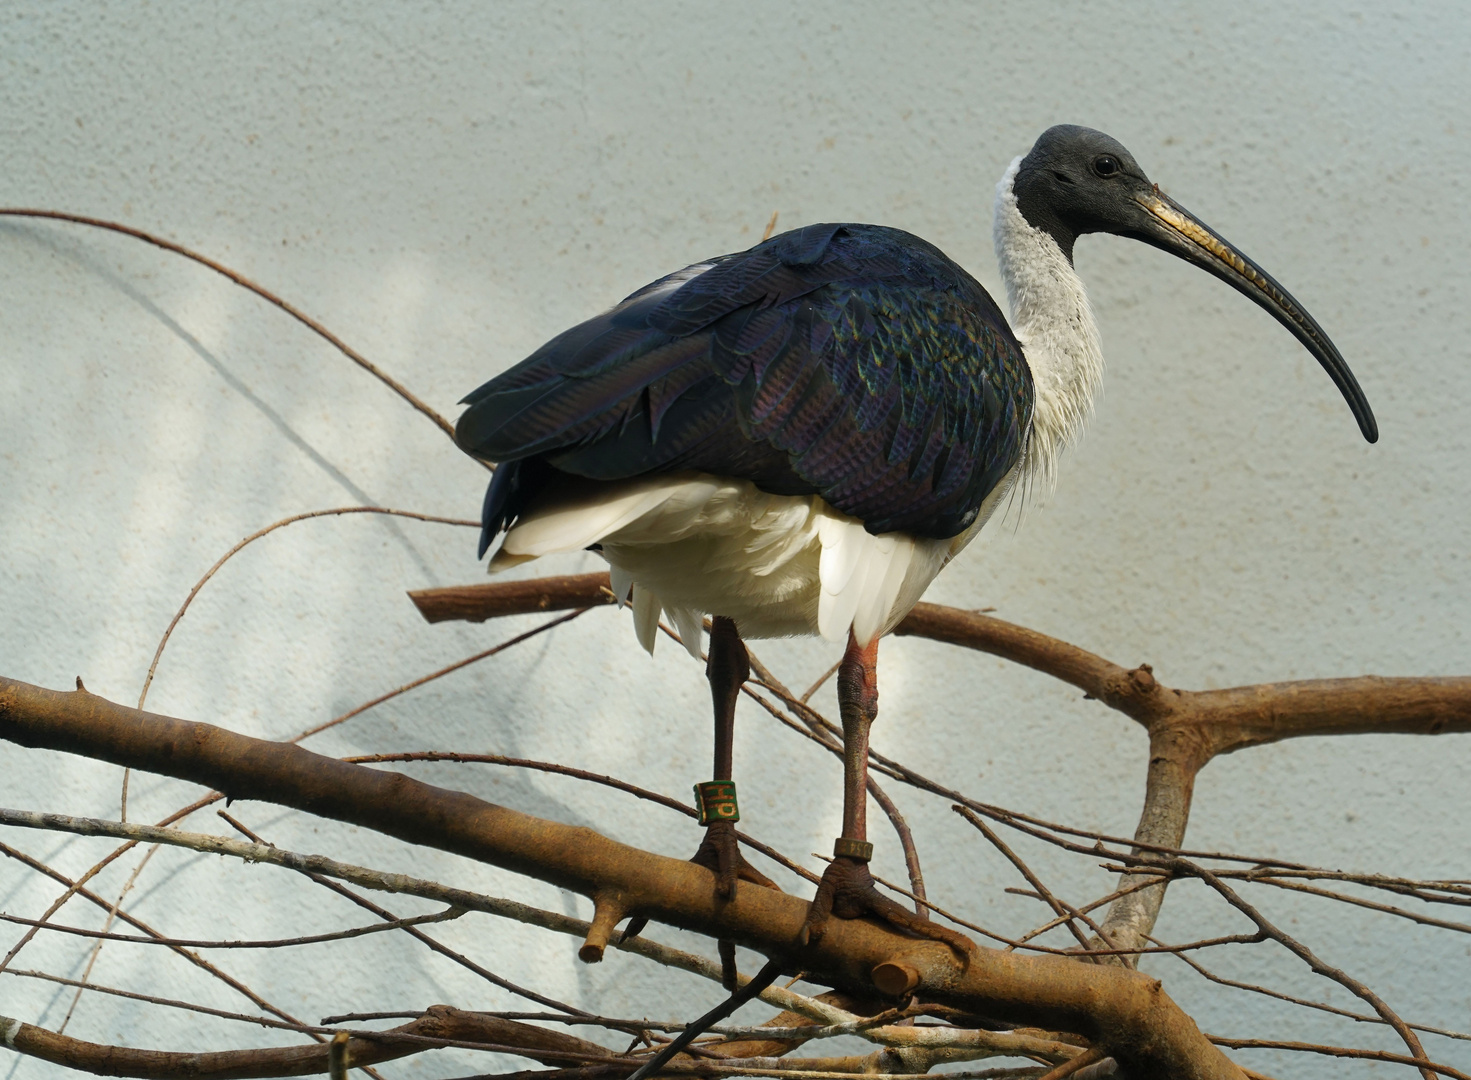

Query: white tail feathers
left=609, top=564, right=634, bottom=608
left=668, top=606, right=705, bottom=659
left=818, top=519, right=924, bottom=646
left=632, top=584, right=662, bottom=653
left=486, top=473, right=955, bottom=653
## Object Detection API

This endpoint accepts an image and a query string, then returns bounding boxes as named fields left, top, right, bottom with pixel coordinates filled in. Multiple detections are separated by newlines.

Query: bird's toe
left=800, top=855, right=973, bottom=969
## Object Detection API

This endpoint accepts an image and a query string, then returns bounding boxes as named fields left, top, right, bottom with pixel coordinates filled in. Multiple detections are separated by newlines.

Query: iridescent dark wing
left=456, top=223, right=1033, bottom=553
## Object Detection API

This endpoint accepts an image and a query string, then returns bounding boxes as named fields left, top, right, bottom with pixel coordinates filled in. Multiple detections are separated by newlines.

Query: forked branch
left=409, top=573, right=1471, bottom=973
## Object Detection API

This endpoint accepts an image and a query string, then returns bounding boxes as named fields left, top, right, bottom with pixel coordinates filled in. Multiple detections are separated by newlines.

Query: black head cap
left=1011, top=125, right=1155, bottom=263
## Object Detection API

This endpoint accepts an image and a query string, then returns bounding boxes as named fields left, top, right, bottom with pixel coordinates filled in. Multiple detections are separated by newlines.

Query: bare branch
left=409, top=576, right=1471, bottom=750
left=0, top=677, right=1249, bottom=1080
left=0, top=839, right=331, bottom=1044
left=955, top=809, right=1098, bottom=955
left=219, top=809, right=596, bottom=1018
left=0, top=1004, right=621, bottom=1078
left=293, top=608, right=587, bottom=743
left=1153, top=935, right=1471, bottom=1044
left=0, top=907, right=466, bottom=950
left=139, top=506, right=477, bottom=712
left=1180, top=860, right=1436, bottom=1078
left=1206, top=1036, right=1470, bottom=1080
left=1091, top=718, right=1207, bottom=964
left=0, top=209, right=462, bottom=443
left=0, top=808, right=851, bottom=1027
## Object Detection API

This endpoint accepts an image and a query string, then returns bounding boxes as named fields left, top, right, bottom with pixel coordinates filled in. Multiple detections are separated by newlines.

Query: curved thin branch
left=1206, top=1037, right=1470, bottom=1080
left=139, top=506, right=477, bottom=711
left=0, top=908, right=465, bottom=950
left=1153, top=934, right=1471, bottom=1045
left=1172, top=859, right=1435, bottom=1079
left=0, top=837, right=326, bottom=1040
left=0, top=208, right=460, bottom=443
left=0, top=1004, right=620, bottom=1079
left=293, top=608, right=587, bottom=744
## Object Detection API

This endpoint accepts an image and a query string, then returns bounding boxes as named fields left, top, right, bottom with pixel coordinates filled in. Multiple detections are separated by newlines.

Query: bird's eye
left=1092, top=155, right=1121, bottom=178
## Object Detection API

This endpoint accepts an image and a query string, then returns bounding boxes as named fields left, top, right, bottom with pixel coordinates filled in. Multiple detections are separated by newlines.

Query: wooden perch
left=407, top=573, right=1471, bottom=974
left=408, top=574, right=1471, bottom=753
left=0, top=674, right=1245, bottom=1080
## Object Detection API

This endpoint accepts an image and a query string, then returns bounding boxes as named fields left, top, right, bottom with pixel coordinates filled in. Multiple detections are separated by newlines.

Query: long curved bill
left=1132, top=190, right=1377, bottom=443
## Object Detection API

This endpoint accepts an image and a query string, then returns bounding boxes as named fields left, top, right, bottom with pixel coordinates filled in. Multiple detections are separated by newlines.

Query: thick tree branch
left=1090, top=720, right=1211, bottom=964
left=0, top=675, right=1243, bottom=1080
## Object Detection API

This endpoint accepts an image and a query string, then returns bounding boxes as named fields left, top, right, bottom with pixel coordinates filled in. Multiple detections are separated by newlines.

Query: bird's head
left=1013, top=124, right=1377, bottom=443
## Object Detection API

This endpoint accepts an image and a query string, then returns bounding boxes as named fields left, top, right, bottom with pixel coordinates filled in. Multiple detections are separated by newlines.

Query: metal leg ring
left=833, top=837, right=874, bottom=862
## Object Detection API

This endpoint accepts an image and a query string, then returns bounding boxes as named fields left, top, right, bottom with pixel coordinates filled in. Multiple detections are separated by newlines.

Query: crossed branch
left=2, top=576, right=1467, bottom=1079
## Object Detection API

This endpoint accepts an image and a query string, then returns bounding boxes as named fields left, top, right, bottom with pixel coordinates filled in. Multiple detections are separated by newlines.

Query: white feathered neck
left=992, top=155, right=1104, bottom=493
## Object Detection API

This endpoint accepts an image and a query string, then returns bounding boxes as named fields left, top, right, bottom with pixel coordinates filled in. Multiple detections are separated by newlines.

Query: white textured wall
left=1, top=3, right=1467, bottom=1077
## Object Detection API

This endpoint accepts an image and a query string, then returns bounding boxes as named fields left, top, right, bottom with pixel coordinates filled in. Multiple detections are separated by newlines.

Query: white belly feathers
left=487, top=468, right=1018, bottom=657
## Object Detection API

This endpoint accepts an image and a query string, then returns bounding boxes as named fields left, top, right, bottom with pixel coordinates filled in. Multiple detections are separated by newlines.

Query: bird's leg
left=801, top=631, right=972, bottom=963
left=689, top=616, right=777, bottom=899
left=622, top=617, right=777, bottom=971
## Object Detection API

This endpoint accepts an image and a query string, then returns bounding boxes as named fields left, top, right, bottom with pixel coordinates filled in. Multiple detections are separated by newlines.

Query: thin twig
left=138, top=506, right=477, bottom=711
left=54, top=842, right=160, bottom=1034
left=0, top=208, right=461, bottom=441
left=216, top=808, right=597, bottom=1019
left=1206, top=1036, right=1470, bottom=1080
left=1152, top=934, right=1471, bottom=1044
left=1240, top=875, right=1471, bottom=934
left=800, top=663, right=840, bottom=704
left=0, top=907, right=467, bottom=950
left=954, top=808, right=1096, bottom=954
left=294, top=607, right=588, bottom=743
left=1178, top=860, right=1436, bottom=1079
left=0, top=838, right=337, bottom=1049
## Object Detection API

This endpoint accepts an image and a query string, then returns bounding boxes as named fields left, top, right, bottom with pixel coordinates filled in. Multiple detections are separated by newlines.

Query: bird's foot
left=618, top=820, right=778, bottom=955
left=690, top=820, right=779, bottom=899
left=800, top=846, right=973, bottom=967
left=688, top=820, right=780, bottom=990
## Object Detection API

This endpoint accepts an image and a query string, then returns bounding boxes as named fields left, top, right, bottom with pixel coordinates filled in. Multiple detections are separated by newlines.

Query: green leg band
left=694, top=780, right=740, bottom=825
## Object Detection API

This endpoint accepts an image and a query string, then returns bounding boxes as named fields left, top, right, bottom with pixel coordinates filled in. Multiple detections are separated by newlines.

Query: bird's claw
left=690, top=820, right=779, bottom=899
left=688, top=821, right=780, bottom=988
left=620, top=822, right=777, bottom=952
left=800, top=855, right=974, bottom=968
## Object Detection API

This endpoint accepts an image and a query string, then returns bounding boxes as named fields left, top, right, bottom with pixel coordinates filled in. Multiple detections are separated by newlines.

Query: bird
left=453, top=125, right=1376, bottom=955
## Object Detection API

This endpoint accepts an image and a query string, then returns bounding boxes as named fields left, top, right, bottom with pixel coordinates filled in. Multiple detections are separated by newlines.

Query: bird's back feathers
left=457, top=223, right=1034, bottom=550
